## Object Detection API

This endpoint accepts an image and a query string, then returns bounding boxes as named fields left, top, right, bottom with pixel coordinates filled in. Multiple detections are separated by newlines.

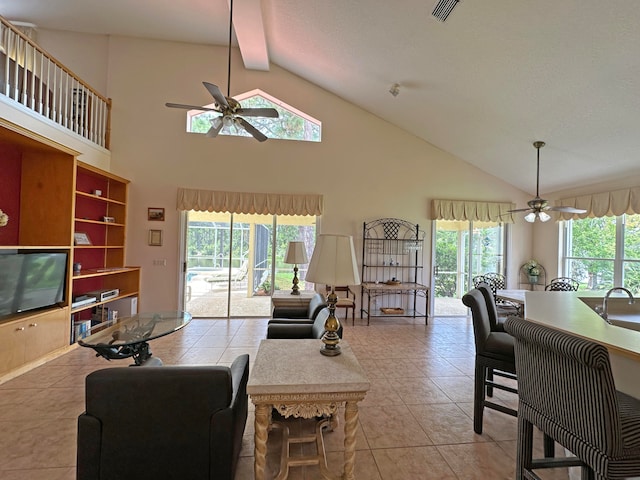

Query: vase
left=528, top=275, right=539, bottom=284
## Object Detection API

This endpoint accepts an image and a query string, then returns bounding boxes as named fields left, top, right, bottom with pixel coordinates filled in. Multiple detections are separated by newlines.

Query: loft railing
left=0, top=16, right=111, bottom=149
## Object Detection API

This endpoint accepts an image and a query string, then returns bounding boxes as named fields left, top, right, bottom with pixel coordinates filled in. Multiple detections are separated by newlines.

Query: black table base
left=90, top=341, right=162, bottom=366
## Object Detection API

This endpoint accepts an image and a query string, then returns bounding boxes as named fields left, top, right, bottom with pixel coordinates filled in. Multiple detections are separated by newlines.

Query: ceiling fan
left=508, top=141, right=587, bottom=222
left=165, top=0, right=278, bottom=142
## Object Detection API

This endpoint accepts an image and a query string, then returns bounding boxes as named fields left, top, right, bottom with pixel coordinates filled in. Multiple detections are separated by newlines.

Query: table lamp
left=284, top=241, right=309, bottom=295
left=305, top=234, right=360, bottom=356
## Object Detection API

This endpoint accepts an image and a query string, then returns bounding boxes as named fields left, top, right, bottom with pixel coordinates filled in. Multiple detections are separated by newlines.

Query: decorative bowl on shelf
left=381, top=307, right=404, bottom=314
left=385, top=280, right=401, bottom=285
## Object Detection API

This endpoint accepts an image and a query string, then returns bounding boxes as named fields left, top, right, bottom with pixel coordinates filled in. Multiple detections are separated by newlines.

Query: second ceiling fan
left=508, top=141, right=587, bottom=222
left=165, top=0, right=278, bottom=142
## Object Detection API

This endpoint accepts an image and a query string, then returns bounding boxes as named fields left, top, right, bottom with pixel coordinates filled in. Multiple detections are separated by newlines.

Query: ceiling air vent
left=431, top=0, right=460, bottom=22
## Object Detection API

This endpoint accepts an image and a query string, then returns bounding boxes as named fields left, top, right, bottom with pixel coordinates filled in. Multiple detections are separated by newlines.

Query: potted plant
left=524, top=259, right=541, bottom=284
left=254, top=279, right=271, bottom=296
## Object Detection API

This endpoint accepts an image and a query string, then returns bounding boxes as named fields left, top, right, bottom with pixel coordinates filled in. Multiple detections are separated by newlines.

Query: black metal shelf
left=360, top=218, right=428, bottom=324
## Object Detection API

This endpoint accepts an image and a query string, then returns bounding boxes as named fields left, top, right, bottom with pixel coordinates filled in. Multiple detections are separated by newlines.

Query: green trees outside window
left=564, top=214, right=640, bottom=293
left=188, top=90, right=321, bottom=142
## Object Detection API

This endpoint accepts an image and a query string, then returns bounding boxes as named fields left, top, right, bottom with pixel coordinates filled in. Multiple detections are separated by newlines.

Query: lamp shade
left=306, top=234, right=361, bottom=287
left=524, top=211, right=552, bottom=223
left=284, top=241, right=308, bottom=265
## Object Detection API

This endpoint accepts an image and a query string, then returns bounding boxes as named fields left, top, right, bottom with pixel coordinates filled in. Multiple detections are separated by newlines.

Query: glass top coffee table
left=78, top=311, right=191, bottom=365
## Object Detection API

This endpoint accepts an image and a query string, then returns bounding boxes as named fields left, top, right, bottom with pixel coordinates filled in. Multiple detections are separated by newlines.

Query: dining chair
left=505, top=316, right=640, bottom=480
left=473, top=273, right=520, bottom=317
left=545, top=277, right=579, bottom=291
left=325, top=285, right=356, bottom=325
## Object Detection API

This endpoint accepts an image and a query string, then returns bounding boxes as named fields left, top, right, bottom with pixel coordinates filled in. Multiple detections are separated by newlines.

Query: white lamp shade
left=284, top=241, right=308, bottom=264
left=306, top=234, right=361, bottom=286
left=524, top=211, right=551, bottom=223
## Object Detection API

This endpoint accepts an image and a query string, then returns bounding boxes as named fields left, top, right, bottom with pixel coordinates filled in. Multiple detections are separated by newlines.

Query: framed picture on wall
left=148, top=207, right=165, bottom=221
left=148, top=229, right=163, bottom=246
left=74, top=232, right=92, bottom=245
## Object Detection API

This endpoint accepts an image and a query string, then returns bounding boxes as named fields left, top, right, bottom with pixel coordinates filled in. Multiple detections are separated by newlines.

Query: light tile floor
left=0, top=315, right=572, bottom=479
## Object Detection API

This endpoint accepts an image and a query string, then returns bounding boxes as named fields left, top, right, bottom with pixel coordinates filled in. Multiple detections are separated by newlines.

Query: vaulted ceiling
left=2, top=0, right=639, bottom=195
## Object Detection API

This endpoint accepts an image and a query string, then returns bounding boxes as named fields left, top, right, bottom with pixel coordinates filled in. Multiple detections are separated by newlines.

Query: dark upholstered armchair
left=271, top=292, right=326, bottom=322
left=76, top=354, right=249, bottom=480
left=267, top=307, right=342, bottom=339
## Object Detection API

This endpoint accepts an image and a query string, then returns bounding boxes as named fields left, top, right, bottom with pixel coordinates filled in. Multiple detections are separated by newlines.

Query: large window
left=563, top=214, right=640, bottom=292
left=187, top=89, right=321, bottom=142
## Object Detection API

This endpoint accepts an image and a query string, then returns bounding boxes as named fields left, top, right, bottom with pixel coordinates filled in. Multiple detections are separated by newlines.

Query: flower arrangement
left=0, top=209, right=8, bottom=227
left=524, top=259, right=541, bottom=276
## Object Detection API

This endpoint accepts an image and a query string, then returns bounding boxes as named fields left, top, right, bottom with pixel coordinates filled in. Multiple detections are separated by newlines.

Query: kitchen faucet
left=598, top=287, right=635, bottom=323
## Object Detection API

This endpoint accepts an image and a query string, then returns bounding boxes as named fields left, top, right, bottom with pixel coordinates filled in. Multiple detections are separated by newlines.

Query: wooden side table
left=270, top=289, right=317, bottom=312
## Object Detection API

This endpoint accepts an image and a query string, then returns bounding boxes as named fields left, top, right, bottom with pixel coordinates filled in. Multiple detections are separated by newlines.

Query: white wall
left=22, top=32, right=538, bottom=312
left=36, top=30, right=110, bottom=94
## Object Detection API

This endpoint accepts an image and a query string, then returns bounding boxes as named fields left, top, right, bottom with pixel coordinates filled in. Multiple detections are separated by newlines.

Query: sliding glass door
left=182, top=211, right=316, bottom=318
left=431, top=220, right=506, bottom=316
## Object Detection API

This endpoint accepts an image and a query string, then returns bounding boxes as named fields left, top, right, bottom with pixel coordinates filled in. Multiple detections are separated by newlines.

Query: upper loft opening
left=187, top=89, right=321, bottom=142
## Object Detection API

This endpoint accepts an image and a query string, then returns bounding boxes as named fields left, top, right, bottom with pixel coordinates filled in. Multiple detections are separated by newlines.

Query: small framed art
left=148, top=207, right=165, bottom=221
left=148, top=229, right=163, bottom=246
left=74, top=232, right=92, bottom=245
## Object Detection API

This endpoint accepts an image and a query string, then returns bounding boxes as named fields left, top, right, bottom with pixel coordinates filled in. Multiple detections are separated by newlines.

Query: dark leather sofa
left=267, top=307, right=343, bottom=339
left=76, top=354, right=249, bottom=480
left=270, top=291, right=326, bottom=322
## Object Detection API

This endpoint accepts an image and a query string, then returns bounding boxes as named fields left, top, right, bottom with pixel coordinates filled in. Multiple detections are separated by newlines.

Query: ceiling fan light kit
left=524, top=211, right=551, bottom=223
left=165, top=0, right=278, bottom=142
left=508, top=141, right=587, bottom=222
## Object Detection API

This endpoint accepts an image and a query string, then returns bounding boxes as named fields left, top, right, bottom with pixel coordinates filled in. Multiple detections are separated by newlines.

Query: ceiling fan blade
left=206, top=117, right=223, bottom=138
left=203, top=82, right=230, bottom=109
left=237, top=117, right=268, bottom=142
left=165, top=102, right=221, bottom=112
left=548, top=206, right=587, bottom=214
left=507, top=207, right=534, bottom=213
left=236, top=107, right=279, bottom=118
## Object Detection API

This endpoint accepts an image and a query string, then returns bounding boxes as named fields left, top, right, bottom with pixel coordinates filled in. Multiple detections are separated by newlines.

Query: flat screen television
left=0, top=252, right=68, bottom=318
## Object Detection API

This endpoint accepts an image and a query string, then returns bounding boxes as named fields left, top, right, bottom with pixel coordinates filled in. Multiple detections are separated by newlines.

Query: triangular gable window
left=187, top=89, right=321, bottom=142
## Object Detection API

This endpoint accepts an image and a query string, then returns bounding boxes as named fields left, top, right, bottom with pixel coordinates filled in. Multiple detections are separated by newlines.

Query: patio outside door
left=182, top=211, right=315, bottom=318
left=431, top=220, right=506, bottom=316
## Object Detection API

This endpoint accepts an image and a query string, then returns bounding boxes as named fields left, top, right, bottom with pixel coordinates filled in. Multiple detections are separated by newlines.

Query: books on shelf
left=92, top=305, right=118, bottom=324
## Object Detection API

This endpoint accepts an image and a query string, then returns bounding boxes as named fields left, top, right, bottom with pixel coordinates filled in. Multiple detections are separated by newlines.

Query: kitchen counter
left=524, top=291, right=640, bottom=398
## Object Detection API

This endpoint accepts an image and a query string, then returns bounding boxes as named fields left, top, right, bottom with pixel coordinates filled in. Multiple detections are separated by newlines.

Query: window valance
left=558, top=186, right=640, bottom=220
left=431, top=199, right=515, bottom=223
left=176, top=188, right=323, bottom=216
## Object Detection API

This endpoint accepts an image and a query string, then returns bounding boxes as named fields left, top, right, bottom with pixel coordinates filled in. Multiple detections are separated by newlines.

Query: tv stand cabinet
left=0, top=308, right=69, bottom=376
left=0, top=120, right=140, bottom=378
